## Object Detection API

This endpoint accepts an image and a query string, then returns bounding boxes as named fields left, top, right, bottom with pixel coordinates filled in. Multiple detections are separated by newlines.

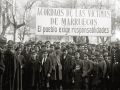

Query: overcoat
left=2, top=50, right=17, bottom=90
left=49, top=52, right=62, bottom=80
left=0, top=50, right=5, bottom=90
left=61, top=54, right=74, bottom=83
left=14, top=54, right=25, bottom=90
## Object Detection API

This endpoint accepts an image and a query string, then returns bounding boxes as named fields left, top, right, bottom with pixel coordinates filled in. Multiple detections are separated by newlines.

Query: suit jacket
left=41, top=57, right=52, bottom=77
left=49, top=52, right=62, bottom=80
left=82, top=60, right=93, bottom=77
left=21, top=49, right=30, bottom=62
left=2, top=50, right=17, bottom=90
left=98, top=60, right=107, bottom=76
left=61, top=54, right=74, bottom=82
left=27, top=55, right=39, bottom=86
left=61, top=54, right=74, bottom=73
left=14, top=54, right=25, bottom=90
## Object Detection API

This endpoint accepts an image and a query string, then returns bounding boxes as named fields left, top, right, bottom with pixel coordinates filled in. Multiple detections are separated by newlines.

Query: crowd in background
left=0, top=37, right=120, bottom=90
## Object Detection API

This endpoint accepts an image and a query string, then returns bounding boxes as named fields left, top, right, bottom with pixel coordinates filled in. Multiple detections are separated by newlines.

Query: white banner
left=36, top=8, right=111, bottom=36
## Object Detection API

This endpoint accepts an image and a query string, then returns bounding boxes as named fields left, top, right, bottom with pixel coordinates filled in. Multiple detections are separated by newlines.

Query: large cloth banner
left=36, top=8, right=111, bottom=36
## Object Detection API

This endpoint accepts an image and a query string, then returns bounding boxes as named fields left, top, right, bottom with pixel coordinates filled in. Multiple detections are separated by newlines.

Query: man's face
left=63, top=50, right=68, bottom=55
left=43, top=52, right=48, bottom=57
left=104, top=56, right=108, bottom=61
left=72, top=46, right=77, bottom=52
left=27, top=45, right=31, bottom=51
left=75, top=52, right=80, bottom=59
left=99, top=54, right=103, bottom=60
left=88, top=45, right=91, bottom=49
left=91, top=55, right=96, bottom=60
left=35, top=46, right=39, bottom=52
left=46, top=42, right=50, bottom=48
left=93, top=59, right=98, bottom=65
left=50, top=46, right=54, bottom=51
left=84, top=48, right=88, bottom=53
left=82, top=46, right=84, bottom=51
left=31, top=45, right=35, bottom=49
left=84, top=54, right=88, bottom=60
left=17, top=48, right=22, bottom=55
left=42, top=46, right=47, bottom=51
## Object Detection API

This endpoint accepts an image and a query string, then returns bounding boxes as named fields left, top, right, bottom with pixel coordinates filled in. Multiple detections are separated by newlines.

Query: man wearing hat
left=2, top=40, right=17, bottom=90
left=0, top=37, right=6, bottom=90
left=45, top=41, right=51, bottom=50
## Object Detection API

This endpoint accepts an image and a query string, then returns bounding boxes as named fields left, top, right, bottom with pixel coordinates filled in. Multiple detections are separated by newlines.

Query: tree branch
left=17, top=22, right=25, bottom=29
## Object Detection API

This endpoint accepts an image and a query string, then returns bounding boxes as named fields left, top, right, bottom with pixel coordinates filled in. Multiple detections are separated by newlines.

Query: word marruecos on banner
left=36, top=8, right=111, bottom=36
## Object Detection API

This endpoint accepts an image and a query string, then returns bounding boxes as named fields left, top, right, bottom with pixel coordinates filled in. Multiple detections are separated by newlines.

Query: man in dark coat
left=40, top=50, right=52, bottom=89
left=49, top=46, right=62, bottom=90
left=21, top=43, right=31, bottom=89
left=2, top=40, right=17, bottom=90
left=82, top=53, right=93, bottom=90
left=0, top=37, right=6, bottom=90
left=14, top=47, right=25, bottom=90
left=61, top=48, right=74, bottom=90
left=111, top=44, right=120, bottom=90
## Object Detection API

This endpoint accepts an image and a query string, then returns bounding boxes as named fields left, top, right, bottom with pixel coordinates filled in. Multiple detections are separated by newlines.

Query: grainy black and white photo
left=0, top=0, right=120, bottom=90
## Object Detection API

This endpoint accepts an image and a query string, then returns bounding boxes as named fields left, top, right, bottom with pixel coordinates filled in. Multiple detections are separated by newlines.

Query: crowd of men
left=0, top=37, right=120, bottom=90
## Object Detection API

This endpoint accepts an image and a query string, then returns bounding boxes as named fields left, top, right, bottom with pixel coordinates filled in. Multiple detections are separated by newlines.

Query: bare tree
left=9, top=0, right=37, bottom=42
left=0, top=1, right=11, bottom=37
left=18, top=26, right=30, bottom=42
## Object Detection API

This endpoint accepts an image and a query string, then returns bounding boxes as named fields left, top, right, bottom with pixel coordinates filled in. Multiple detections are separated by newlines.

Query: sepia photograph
left=0, top=0, right=120, bottom=90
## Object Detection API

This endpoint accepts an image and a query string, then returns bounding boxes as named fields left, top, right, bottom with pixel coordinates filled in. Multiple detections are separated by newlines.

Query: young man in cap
left=0, top=37, right=6, bottom=90
left=45, top=41, right=51, bottom=51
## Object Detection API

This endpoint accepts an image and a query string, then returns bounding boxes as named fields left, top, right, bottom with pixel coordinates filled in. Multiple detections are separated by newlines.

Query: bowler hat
left=0, top=37, right=7, bottom=44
